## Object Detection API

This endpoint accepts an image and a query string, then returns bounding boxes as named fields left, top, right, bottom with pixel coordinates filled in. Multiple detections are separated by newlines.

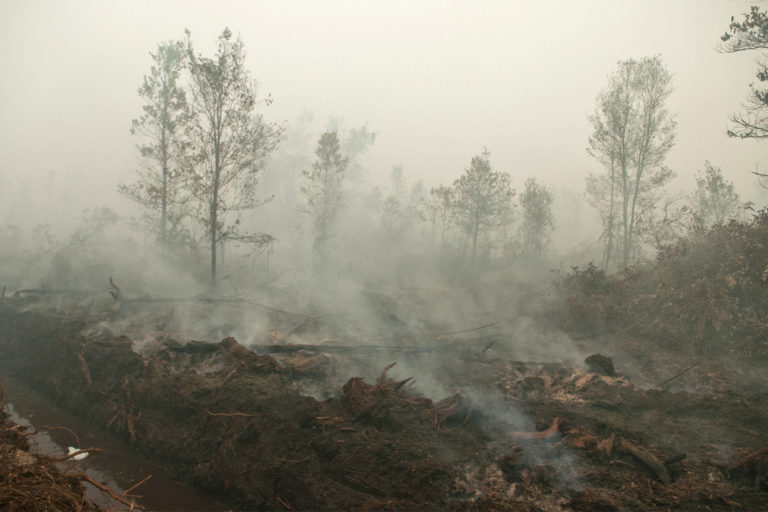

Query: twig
left=29, top=425, right=81, bottom=446
left=75, top=472, right=142, bottom=510
left=437, top=322, right=501, bottom=338
left=122, top=474, right=152, bottom=495
left=206, top=410, right=255, bottom=417
left=659, top=363, right=697, bottom=389
left=276, top=496, right=293, bottom=509
left=77, top=351, right=92, bottom=385
left=108, top=276, right=122, bottom=300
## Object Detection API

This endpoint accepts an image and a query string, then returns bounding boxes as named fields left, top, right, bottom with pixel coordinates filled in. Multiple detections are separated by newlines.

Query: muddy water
left=3, top=376, right=230, bottom=511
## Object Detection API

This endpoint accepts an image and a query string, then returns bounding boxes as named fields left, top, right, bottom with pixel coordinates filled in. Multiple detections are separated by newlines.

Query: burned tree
left=692, top=161, right=743, bottom=228
left=451, top=150, right=514, bottom=264
left=185, top=28, right=281, bottom=285
left=587, top=56, right=676, bottom=269
left=721, top=6, right=768, bottom=140
left=301, top=130, right=348, bottom=272
left=121, top=40, right=191, bottom=248
left=424, top=185, right=454, bottom=248
left=520, top=177, right=554, bottom=259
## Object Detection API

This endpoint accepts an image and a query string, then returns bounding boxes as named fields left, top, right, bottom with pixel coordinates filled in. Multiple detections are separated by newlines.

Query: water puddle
left=3, top=376, right=230, bottom=511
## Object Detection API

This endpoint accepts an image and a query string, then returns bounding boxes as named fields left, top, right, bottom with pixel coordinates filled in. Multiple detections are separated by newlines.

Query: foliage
left=301, top=130, right=348, bottom=271
left=721, top=6, right=768, bottom=139
left=380, top=166, right=425, bottom=244
left=519, top=177, right=555, bottom=259
left=121, top=40, right=192, bottom=247
left=451, top=149, right=515, bottom=264
left=185, top=28, right=282, bottom=283
left=692, top=161, right=743, bottom=227
left=423, top=185, right=454, bottom=248
left=586, top=56, right=677, bottom=270
left=558, top=211, right=768, bottom=358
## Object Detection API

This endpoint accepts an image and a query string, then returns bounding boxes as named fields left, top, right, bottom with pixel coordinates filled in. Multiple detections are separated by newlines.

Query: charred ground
left=0, top=261, right=767, bottom=512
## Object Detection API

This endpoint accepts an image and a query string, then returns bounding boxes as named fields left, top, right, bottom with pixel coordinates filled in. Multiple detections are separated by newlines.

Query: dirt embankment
left=0, top=305, right=496, bottom=510
left=1, top=301, right=767, bottom=511
left=0, top=380, right=104, bottom=512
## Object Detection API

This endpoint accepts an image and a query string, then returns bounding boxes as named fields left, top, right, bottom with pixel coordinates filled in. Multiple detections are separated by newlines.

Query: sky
left=2, top=0, right=768, bottom=230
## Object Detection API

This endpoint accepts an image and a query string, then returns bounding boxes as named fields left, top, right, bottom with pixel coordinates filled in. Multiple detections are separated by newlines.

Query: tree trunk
left=210, top=195, right=217, bottom=286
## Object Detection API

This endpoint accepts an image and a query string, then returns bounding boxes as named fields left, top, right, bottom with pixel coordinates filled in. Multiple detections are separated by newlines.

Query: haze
left=1, top=0, right=766, bottom=245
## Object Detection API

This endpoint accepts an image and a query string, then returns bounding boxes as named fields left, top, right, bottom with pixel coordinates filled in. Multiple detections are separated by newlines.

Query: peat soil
left=0, top=297, right=767, bottom=511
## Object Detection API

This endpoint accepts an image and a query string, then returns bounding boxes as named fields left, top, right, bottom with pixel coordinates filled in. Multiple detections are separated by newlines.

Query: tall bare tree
left=587, top=56, right=676, bottom=269
left=185, top=28, right=281, bottom=285
left=121, top=40, right=190, bottom=247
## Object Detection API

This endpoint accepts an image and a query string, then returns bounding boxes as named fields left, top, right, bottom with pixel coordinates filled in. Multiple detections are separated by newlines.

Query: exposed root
left=376, top=362, right=397, bottom=388
left=27, top=425, right=82, bottom=446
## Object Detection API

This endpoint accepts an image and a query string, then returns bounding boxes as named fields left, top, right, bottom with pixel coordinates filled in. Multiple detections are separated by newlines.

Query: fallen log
left=164, top=339, right=220, bottom=354
left=618, top=439, right=671, bottom=484
left=12, top=288, right=91, bottom=297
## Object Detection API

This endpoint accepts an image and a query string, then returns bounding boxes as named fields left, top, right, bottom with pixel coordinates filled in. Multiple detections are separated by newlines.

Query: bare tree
left=451, top=149, right=515, bottom=264
left=301, top=130, right=348, bottom=272
left=121, top=40, right=191, bottom=248
left=185, top=28, right=281, bottom=285
left=587, top=56, right=676, bottom=269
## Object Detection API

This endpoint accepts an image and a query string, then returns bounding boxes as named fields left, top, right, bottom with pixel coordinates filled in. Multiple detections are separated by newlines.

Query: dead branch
left=659, top=363, right=697, bottom=389
left=53, top=448, right=103, bottom=461
left=207, top=410, right=255, bottom=418
left=27, top=425, right=81, bottom=446
left=511, top=417, right=563, bottom=441
left=276, top=496, right=293, bottom=509
left=77, top=351, right=92, bottom=385
left=618, top=439, right=671, bottom=484
left=74, top=472, right=142, bottom=510
left=108, top=276, right=122, bottom=300
left=376, top=362, right=397, bottom=387
left=390, top=376, right=414, bottom=391
left=437, top=322, right=501, bottom=338
left=728, top=446, right=768, bottom=471
left=122, top=474, right=152, bottom=495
